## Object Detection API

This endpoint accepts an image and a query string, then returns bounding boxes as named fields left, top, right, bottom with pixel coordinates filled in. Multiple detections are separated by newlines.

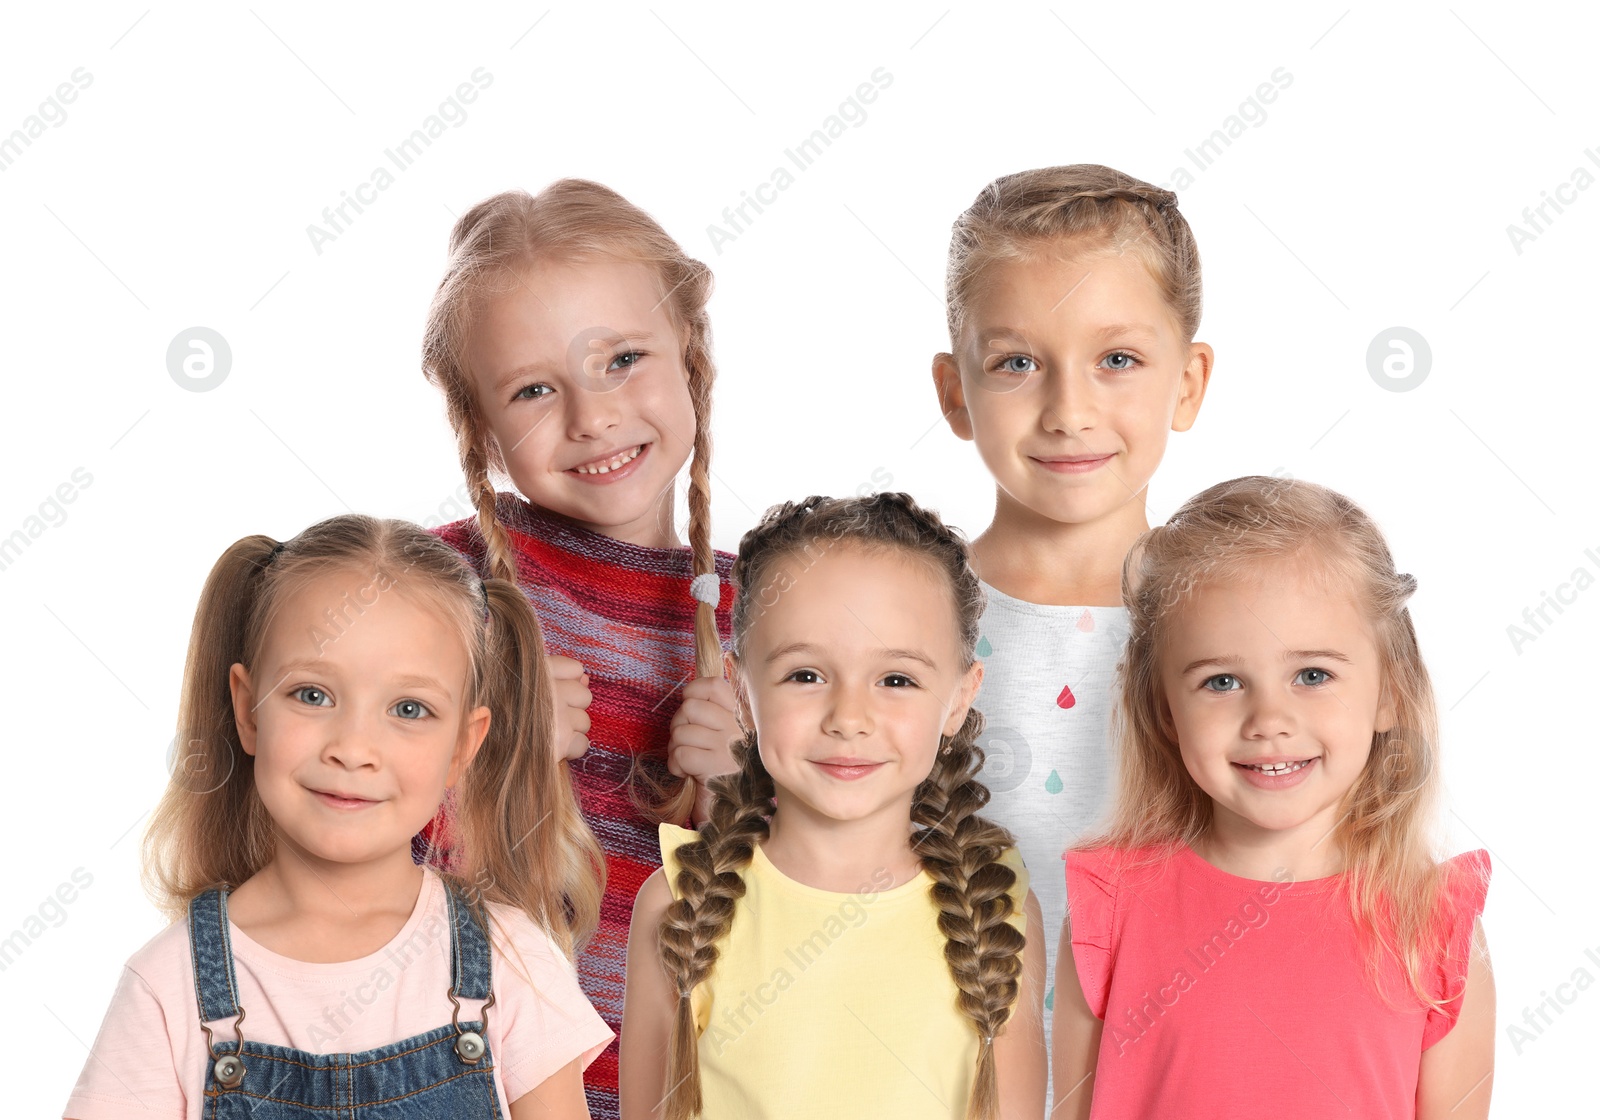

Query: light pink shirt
left=64, top=868, right=613, bottom=1120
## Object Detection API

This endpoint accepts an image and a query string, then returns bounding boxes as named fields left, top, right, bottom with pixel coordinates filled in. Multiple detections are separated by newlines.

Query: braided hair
left=944, top=163, right=1203, bottom=346
left=656, top=493, right=1025, bottom=1120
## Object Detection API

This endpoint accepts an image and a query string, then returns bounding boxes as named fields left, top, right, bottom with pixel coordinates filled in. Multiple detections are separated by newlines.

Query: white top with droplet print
left=969, top=580, right=1130, bottom=1103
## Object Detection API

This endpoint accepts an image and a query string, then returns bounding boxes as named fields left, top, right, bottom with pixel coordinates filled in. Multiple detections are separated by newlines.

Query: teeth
left=1244, top=760, right=1311, bottom=775
left=573, top=445, right=641, bottom=475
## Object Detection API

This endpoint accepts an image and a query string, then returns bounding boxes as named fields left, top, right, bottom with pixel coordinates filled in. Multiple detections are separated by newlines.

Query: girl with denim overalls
left=64, top=515, right=611, bottom=1119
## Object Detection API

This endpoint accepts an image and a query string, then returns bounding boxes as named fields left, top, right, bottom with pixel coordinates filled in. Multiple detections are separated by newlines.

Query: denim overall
left=187, top=882, right=503, bottom=1118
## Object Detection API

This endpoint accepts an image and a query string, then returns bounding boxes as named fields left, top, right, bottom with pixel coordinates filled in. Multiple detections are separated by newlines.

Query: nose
left=1240, top=686, right=1297, bottom=742
left=564, top=378, right=622, bottom=441
left=1040, top=366, right=1098, bottom=442
left=321, top=708, right=381, bottom=770
left=823, top=680, right=874, bottom=740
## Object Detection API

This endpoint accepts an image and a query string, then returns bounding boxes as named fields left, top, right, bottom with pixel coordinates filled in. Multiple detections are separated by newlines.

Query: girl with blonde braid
left=421, top=181, right=744, bottom=1118
left=620, top=493, right=1047, bottom=1120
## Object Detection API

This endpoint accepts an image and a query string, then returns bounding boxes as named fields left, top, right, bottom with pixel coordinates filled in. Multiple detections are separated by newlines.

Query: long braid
left=655, top=732, right=774, bottom=1120
left=914, top=711, right=1025, bottom=1120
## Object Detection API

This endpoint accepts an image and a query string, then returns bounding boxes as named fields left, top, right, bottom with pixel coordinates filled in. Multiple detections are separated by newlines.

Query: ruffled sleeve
left=1422, top=848, right=1492, bottom=1049
left=1064, top=848, right=1121, bottom=1020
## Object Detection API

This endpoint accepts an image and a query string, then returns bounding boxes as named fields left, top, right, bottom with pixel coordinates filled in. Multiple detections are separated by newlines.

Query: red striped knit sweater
left=433, top=492, right=734, bottom=1120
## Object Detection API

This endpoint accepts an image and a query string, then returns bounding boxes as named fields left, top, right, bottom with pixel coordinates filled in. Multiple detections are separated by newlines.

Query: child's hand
left=666, top=675, right=743, bottom=825
left=548, top=655, right=592, bottom=761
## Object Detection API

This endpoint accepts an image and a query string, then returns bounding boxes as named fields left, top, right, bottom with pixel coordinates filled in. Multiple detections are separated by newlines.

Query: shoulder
left=122, top=912, right=196, bottom=991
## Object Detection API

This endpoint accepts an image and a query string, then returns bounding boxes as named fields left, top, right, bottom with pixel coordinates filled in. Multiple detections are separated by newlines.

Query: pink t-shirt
left=63, top=868, right=614, bottom=1120
left=1065, top=845, right=1490, bottom=1119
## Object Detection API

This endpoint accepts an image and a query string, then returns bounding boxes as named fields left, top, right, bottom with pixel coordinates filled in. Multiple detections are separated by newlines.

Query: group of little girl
left=63, top=164, right=1494, bottom=1120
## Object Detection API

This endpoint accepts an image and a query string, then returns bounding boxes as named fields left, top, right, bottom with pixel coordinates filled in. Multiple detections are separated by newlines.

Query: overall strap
left=446, top=884, right=493, bottom=1002
left=187, top=888, right=244, bottom=1026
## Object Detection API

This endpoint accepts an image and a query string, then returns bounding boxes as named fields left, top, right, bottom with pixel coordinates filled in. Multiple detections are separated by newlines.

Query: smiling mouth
left=568, top=444, right=644, bottom=475
left=1235, top=760, right=1314, bottom=775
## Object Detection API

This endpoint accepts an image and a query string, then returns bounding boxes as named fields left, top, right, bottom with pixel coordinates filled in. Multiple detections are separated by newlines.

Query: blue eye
left=390, top=699, right=431, bottom=720
left=608, top=351, right=641, bottom=372
left=1201, top=674, right=1240, bottom=692
left=1101, top=351, right=1138, bottom=371
left=1295, top=668, right=1332, bottom=687
left=513, top=382, right=553, bottom=402
left=292, top=686, right=332, bottom=707
left=994, top=354, right=1037, bottom=375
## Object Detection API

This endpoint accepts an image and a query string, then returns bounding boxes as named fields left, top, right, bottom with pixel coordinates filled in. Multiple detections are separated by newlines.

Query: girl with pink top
left=64, top=515, right=611, bottom=1120
left=1053, top=477, right=1495, bottom=1120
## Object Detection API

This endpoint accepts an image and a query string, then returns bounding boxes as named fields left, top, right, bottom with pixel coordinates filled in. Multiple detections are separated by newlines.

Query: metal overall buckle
left=447, top=985, right=496, bottom=1064
left=200, top=1006, right=249, bottom=1089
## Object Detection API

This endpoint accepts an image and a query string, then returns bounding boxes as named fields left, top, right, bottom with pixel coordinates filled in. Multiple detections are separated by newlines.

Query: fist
left=666, top=675, right=744, bottom=822
left=549, top=655, right=592, bottom=761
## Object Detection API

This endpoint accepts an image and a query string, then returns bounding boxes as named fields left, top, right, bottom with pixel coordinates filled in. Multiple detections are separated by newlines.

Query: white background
left=3, top=2, right=1593, bottom=1114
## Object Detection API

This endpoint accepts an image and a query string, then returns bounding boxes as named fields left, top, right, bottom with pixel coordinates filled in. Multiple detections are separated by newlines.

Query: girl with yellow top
left=620, top=492, right=1048, bottom=1120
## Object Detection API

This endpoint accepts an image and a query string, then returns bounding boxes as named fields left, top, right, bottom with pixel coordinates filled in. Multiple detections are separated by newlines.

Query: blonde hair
left=944, top=163, right=1203, bottom=346
left=421, top=179, right=720, bottom=824
left=1103, top=475, right=1471, bottom=1005
left=656, top=493, right=1025, bottom=1120
left=143, top=514, right=604, bottom=955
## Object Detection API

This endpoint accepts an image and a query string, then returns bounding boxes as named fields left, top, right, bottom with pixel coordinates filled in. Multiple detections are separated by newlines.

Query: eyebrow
left=491, top=331, right=662, bottom=393
left=1180, top=649, right=1353, bottom=675
left=273, top=658, right=454, bottom=695
left=763, top=641, right=941, bottom=670
left=974, top=322, right=1162, bottom=347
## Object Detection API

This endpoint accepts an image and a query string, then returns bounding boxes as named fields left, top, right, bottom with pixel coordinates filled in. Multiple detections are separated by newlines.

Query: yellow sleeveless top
left=658, top=823, right=1030, bottom=1119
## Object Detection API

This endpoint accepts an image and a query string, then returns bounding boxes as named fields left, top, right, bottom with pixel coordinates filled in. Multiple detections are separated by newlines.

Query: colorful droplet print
left=1045, top=770, right=1064, bottom=794
left=976, top=636, right=992, bottom=657
left=1056, top=683, right=1076, bottom=709
left=1077, top=609, right=1095, bottom=632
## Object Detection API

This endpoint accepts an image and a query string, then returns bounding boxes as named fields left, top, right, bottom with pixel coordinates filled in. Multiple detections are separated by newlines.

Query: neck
left=227, top=835, right=424, bottom=954
left=761, top=795, right=922, bottom=893
left=1196, top=804, right=1347, bottom=882
left=972, top=488, right=1148, bottom=607
left=567, top=490, right=684, bottom=550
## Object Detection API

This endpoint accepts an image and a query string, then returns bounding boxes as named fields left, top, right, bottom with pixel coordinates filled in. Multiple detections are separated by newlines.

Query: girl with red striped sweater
left=421, top=181, right=742, bottom=1119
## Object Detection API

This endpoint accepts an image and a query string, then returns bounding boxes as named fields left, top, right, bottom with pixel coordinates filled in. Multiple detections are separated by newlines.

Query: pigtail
left=143, top=536, right=283, bottom=920
left=656, top=732, right=773, bottom=1120
left=448, top=578, right=604, bottom=954
left=912, top=710, right=1026, bottom=1120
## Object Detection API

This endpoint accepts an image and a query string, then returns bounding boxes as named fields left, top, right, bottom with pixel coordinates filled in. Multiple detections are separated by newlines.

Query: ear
left=931, top=352, right=975, bottom=441
left=724, top=650, right=755, bottom=731
left=1374, top=684, right=1398, bottom=736
left=229, top=663, right=260, bottom=757
left=942, top=659, right=985, bottom=737
left=447, top=705, right=493, bottom=789
left=1170, top=341, right=1214, bottom=433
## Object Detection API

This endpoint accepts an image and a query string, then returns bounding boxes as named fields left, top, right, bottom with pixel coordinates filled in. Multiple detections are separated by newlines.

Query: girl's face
left=464, top=256, right=699, bottom=548
left=731, top=542, right=982, bottom=831
left=229, top=568, right=490, bottom=871
left=1158, top=558, right=1395, bottom=848
left=933, top=248, right=1210, bottom=529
